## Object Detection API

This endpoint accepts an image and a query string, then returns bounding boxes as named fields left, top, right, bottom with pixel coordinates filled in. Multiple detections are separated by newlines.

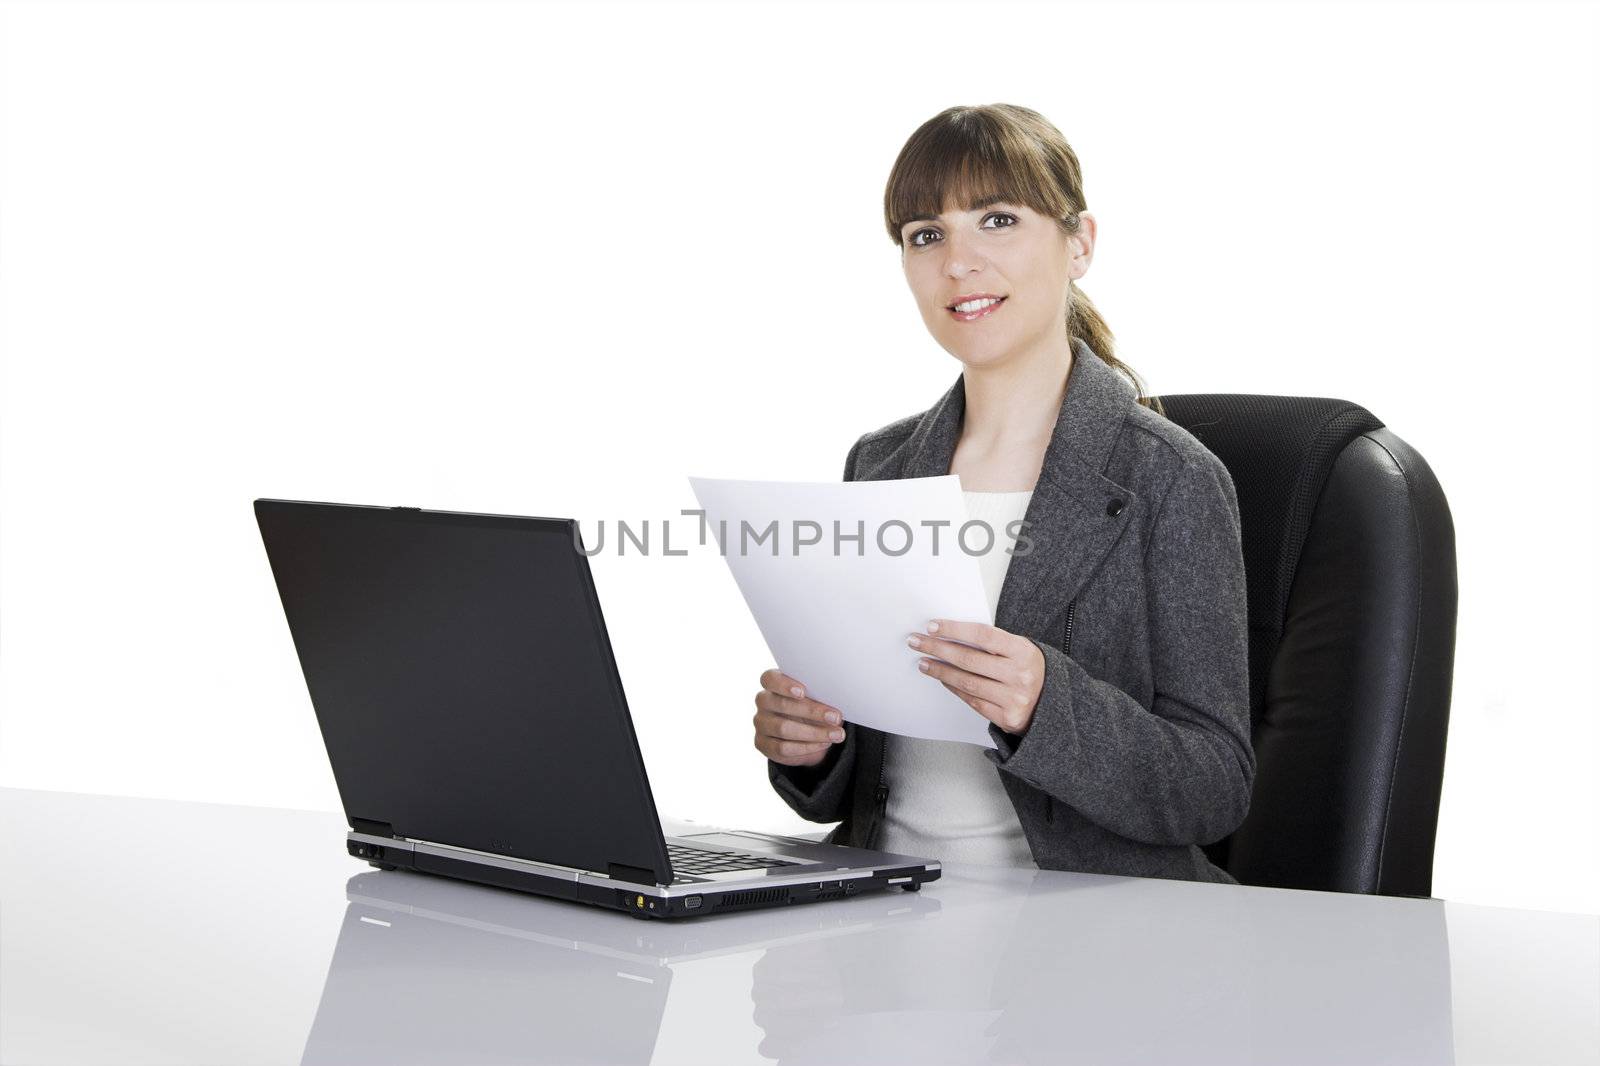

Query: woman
left=751, top=104, right=1254, bottom=884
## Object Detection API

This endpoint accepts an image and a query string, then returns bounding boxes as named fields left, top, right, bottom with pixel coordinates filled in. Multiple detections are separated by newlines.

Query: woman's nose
left=941, top=233, right=987, bottom=278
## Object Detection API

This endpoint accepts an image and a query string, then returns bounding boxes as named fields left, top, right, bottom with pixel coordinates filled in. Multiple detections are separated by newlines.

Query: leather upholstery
left=1155, top=394, right=1458, bottom=897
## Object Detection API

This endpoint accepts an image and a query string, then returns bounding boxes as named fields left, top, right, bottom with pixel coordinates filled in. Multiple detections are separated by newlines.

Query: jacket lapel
left=895, top=339, right=1141, bottom=637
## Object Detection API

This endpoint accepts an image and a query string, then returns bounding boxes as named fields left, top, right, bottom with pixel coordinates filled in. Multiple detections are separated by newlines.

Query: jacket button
left=1106, top=498, right=1125, bottom=516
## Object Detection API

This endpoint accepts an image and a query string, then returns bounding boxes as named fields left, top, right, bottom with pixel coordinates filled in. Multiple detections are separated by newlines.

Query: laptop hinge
left=606, top=861, right=656, bottom=886
left=350, top=817, right=395, bottom=838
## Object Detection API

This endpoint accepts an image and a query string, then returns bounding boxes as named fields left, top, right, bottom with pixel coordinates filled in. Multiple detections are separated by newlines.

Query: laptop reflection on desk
left=300, top=869, right=941, bottom=1066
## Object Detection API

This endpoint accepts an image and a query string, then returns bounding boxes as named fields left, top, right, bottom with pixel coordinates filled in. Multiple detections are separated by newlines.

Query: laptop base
left=348, top=830, right=941, bottom=920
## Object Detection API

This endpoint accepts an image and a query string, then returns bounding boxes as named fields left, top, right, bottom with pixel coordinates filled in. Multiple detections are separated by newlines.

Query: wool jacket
left=768, top=338, right=1255, bottom=884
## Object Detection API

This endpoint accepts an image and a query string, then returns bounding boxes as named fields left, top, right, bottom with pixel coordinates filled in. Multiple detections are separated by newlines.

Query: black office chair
left=1154, top=393, right=1458, bottom=898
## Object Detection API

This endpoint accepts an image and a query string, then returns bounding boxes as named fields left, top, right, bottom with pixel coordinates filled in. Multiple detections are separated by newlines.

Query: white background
left=2, top=0, right=1595, bottom=916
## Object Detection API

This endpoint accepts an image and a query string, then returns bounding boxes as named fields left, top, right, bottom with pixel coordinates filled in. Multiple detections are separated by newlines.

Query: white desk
left=2, top=788, right=1595, bottom=1065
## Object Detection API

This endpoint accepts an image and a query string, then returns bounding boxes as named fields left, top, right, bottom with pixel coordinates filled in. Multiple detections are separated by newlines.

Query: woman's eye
left=907, top=212, right=1017, bottom=247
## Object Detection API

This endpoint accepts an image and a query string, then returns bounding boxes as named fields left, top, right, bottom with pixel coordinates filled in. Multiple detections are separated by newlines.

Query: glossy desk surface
left=2, top=788, right=1596, bottom=1065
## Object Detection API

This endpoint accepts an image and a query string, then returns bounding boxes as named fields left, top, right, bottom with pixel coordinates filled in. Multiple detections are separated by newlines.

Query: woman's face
left=900, top=198, right=1096, bottom=371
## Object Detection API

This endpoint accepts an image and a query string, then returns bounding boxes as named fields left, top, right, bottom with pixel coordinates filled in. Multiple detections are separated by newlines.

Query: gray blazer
left=768, top=338, right=1255, bottom=885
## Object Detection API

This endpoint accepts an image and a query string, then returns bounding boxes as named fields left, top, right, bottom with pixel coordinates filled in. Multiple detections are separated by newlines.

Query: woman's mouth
left=948, top=296, right=1007, bottom=322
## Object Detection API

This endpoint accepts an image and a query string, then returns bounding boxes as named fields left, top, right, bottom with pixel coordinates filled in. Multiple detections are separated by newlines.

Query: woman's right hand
left=753, top=668, right=848, bottom=767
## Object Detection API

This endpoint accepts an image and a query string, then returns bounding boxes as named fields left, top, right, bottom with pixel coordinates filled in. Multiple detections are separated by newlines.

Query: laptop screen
left=255, top=499, right=671, bottom=884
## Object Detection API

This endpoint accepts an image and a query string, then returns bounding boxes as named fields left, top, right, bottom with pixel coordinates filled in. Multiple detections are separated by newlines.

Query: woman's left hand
left=909, top=619, right=1046, bottom=736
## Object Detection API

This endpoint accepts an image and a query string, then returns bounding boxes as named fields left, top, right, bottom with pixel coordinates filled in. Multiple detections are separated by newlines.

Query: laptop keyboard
left=666, top=842, right=803, bottom=877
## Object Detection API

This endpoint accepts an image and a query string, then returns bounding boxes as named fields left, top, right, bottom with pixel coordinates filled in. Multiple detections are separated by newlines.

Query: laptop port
left=684, top=895, right=703, bottom=910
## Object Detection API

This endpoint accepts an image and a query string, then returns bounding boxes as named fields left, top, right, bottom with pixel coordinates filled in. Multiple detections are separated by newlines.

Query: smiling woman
left=753, top=103, right=1255, bottom=886
left=884, top=104, right=1161, bottom=417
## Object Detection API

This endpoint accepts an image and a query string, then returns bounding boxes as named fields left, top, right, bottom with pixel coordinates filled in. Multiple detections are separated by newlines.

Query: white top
left=875, top=489, right=1040, bottom=868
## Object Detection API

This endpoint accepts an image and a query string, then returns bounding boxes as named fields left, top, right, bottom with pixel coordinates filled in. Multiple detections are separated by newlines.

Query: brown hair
left=883, top=103, right=1164, bottom=416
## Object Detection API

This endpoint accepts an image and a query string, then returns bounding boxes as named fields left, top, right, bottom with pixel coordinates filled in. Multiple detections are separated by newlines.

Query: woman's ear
left=1068, top=210, right=1098, bottom=280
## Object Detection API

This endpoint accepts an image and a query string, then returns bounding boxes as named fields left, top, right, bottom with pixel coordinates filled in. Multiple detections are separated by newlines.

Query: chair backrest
left=1154, top=393, right=1457, bottom=897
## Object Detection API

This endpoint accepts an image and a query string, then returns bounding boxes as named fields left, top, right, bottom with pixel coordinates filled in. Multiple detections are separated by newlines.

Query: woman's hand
left=753, top=669, right=848, bottom=767
left=909, top=619, right=1047, bottom=736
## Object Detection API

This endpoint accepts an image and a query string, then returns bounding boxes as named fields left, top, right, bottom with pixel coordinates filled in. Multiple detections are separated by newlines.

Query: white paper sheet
left=689, top=474, right=998, bottom=749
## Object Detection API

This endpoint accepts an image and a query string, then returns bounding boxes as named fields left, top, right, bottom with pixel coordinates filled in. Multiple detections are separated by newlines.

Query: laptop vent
left=715, top=887, right=787, bottom=911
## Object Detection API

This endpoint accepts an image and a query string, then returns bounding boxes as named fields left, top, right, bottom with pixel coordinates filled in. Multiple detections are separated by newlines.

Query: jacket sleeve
left=765, top=434, right=868, bottom=824
left=983, top=451, right=1257, bottom=846
left=767, top=720, right=859, bottom=824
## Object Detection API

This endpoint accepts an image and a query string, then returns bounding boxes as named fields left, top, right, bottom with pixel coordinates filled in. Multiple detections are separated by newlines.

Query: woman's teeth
left=949, top=296, right=1006, bottom=320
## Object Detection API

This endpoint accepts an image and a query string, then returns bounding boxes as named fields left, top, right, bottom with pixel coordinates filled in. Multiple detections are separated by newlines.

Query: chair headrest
left=1154, top=394, right=1385, bottom=637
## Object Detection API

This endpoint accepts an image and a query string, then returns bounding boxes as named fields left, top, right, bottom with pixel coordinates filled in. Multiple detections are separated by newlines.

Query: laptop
left=254, top=498, right=941, bottom=919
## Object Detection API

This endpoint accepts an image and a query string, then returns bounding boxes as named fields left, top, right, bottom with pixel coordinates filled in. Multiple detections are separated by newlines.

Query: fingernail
left=927, top=621, right=940, bottom=633
left=826, top=711, right=841, bottom=724
left=790, top=685, right=804, bottom=698
left=918, top=660, right=930, bottom=672
left=831, top=729, right=845, bottom=741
